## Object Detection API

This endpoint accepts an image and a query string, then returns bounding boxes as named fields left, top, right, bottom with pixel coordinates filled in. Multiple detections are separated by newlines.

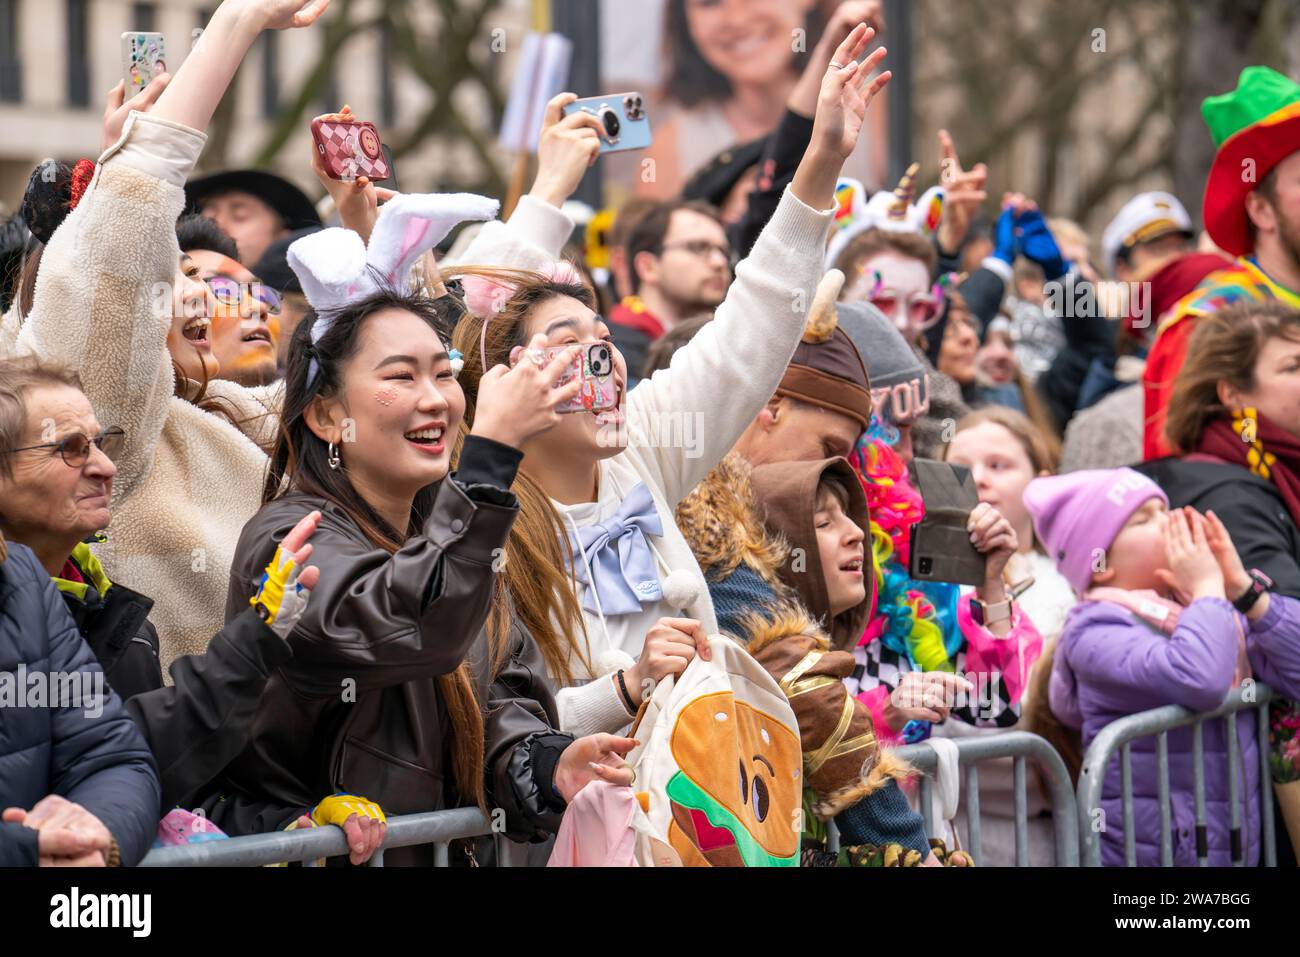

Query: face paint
left=850, top=252, right=933, bottom=340
left=374, top=387, right=397, bottom=407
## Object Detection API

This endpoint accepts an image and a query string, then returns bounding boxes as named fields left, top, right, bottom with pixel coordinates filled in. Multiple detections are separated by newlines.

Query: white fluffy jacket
left=555, top=188, right=836, bottom=735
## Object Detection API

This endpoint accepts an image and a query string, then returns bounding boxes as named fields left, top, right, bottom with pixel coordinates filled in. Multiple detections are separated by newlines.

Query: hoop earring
left=328, top=442, right=340, bottom=470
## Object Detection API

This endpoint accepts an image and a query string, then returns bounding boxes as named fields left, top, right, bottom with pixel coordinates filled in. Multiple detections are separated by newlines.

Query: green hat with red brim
left=1201, top=66, right=1300, bottom=257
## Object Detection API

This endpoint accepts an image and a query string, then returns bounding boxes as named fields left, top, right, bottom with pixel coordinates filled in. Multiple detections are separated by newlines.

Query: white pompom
left=593, top=648, right=636, bottom=676
left=661, top=569, right=702, bottom=611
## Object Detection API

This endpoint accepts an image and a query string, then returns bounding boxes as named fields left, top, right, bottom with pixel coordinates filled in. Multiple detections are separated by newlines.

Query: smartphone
left=546, top=342, right=618, bottom=414
left=562, top=92, right=652, bottom=154
left=121, top=32, right=166, bottom=96
left=378, top=143, right=399, bottom=191
left=310, top=114, right=391, bottom=182
left=908, top=459, right=986, bottom=587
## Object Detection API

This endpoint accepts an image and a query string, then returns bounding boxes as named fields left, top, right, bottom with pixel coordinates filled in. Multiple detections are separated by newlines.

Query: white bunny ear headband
left=286, top=192, right=500, bottom=384
left=824, top=163, right=946, bottom=269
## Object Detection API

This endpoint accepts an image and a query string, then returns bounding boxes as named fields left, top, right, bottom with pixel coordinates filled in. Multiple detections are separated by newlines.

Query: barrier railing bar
left=965, top=763, right=981, bottom=863
left=896, top=731, right=1078, bottom=867
left=1193, top=720, right=1207, bottom=867
left=1157, top=732, right=1171, bottom=866
left=1077, top=685, right=1275, bottom=868
left=1259, top=701, right=1276, bottom=867
left=1121, top=744, right=1134, bottom=867
left=1226, top=710, right=1241, bottom=866
left=142, top=806, right=493, bottom=867
left=1013, top=756, right=1028, bottom=867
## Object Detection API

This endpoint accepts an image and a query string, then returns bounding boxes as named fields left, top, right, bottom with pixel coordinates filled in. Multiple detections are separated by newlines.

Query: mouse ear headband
left=458, top=260, right=586, bottom=373
left=287, top=192, right=500, bottom=384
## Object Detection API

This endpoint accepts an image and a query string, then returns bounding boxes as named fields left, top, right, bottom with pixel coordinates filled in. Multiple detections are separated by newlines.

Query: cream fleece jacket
left=555, top=188, right=835, bottom=736
left=10, top=112, right=573, bottom=676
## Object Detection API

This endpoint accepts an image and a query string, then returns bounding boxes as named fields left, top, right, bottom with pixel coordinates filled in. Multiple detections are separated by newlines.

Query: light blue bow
left=568, top=482, right=664, bottom=616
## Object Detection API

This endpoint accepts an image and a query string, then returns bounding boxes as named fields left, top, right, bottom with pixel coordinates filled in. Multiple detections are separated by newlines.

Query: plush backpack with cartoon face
left=626, top=635, right=803, bottom=867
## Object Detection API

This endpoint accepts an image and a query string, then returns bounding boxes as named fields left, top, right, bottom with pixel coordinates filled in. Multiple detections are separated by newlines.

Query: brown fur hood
left=675, top=452, right=792, bottom=593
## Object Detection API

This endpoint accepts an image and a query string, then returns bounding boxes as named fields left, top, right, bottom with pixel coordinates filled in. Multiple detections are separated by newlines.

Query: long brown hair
left=447, top=267, right=595, bottom=684
left=1166, top=299, right=1300, bottom=453
left=269, top=289, right=487, bottom=809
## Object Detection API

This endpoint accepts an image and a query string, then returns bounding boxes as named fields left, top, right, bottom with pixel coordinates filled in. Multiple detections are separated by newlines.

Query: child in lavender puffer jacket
left=1025, top=468, right=1300, bottom=866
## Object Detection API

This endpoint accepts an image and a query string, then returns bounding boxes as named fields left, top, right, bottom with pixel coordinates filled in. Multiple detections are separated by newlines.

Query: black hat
left=251, top=226, right=322, bottom=296
left=184, top=170, right=322, bottom=231
left=680, top=137, right=768, bottom=208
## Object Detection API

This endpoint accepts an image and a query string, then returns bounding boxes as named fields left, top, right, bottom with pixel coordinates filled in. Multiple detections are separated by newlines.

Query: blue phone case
left=563, top=92, right=653, bottom=154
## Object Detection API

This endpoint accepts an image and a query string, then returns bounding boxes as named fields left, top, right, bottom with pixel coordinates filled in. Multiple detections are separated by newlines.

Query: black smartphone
left=908, top=459, right=987, bottom=587
left=378, top=143, right=399, bottom=191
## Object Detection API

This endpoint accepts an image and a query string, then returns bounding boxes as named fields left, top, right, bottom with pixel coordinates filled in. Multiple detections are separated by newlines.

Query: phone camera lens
left=919, top=557, right=933, bottom=575
left=589, top=344, right=613, bottom=376
left=598, top=106, right=621, bottom=140
left=623, top=94, right=645, bottom=121
left=359, top=128, right=381, bottom=158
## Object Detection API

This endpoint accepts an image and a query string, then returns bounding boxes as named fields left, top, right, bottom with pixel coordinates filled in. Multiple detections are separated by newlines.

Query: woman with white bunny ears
left=8, top=0, right=597, bottom=677
left=204, top=185, right=640, bottom=860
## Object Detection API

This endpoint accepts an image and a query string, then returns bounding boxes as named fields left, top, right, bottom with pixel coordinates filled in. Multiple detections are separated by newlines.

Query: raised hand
left=243, top=0, right=332, bottom=31
left=788, top=1, right=886, bottom=118
left=250, top=509, right=321, bottom=638
left=812, top=24, right=890, bottom=161
left=153, top=0, right=331, bottom=135
left=936, top=129, right=988, bottom=255
left=791, top=23, right=890, bottom=210
left=1158, top=507, right=1225, bottom=602
left=529, top=93, right=608, bottom=208
left=101, top=73, right=170, bottom=152
left=471, top=335, right=582, bottom=448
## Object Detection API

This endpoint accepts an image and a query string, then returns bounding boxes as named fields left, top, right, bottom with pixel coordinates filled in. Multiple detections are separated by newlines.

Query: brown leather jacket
left=201, top=439, right=572, bottom=861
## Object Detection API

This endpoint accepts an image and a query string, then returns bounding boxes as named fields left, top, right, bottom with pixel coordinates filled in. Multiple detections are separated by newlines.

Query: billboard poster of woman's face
left=598, top=0, right=888, bottom=207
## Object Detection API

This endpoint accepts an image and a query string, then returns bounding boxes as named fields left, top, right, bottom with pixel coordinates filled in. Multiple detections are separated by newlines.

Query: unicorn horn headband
left=287, top=192, right=500, bottom=384
left=888, top=162, right=920, bottom=220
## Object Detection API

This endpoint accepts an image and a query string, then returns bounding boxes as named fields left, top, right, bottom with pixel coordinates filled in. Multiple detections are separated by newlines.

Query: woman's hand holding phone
left=471, top=335, right=582, bottom=449
left=311, top=105, right=398, bottom=245
left=101, top=72, right=171, bottom=153
left=529, top=93, right=609, bottom=209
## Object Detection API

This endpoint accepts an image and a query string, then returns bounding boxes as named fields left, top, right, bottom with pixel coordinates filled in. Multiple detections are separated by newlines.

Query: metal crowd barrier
left=827, top=731, right=1081, bottom=866
left=1076, top=684, right=1277, bottom=867
left=140, top=806, right=516, bottom=867
left=141, top=689, right=1282, bottom=867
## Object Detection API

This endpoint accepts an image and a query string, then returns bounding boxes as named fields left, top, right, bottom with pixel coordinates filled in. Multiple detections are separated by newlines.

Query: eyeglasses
left=868, top=290, right=943, bottom=332
left=660, top=240, right=732, bottom=262
left=7, top=427, right=126, bottom=468
left=206, top=276, right=283, bottom=316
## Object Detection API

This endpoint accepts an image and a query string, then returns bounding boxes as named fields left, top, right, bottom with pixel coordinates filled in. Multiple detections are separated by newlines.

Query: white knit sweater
left=555, top=188, right=835, bottom=735
left=9, top=112, right=570, bottom=675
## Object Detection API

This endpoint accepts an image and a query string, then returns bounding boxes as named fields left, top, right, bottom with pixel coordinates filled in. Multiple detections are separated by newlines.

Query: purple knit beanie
left=1023, top=468, right=1169, bottom=595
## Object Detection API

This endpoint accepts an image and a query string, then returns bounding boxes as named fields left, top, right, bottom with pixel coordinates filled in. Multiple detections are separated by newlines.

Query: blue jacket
left=0, top=542, right=159, bottom=866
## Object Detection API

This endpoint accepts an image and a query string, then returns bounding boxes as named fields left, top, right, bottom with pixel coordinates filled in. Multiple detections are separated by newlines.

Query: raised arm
left=624, top=24, right=890, bottom=507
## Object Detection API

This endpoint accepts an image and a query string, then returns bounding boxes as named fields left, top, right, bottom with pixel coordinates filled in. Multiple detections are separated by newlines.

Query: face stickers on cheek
left=374, top=387, right=398, bottom=407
